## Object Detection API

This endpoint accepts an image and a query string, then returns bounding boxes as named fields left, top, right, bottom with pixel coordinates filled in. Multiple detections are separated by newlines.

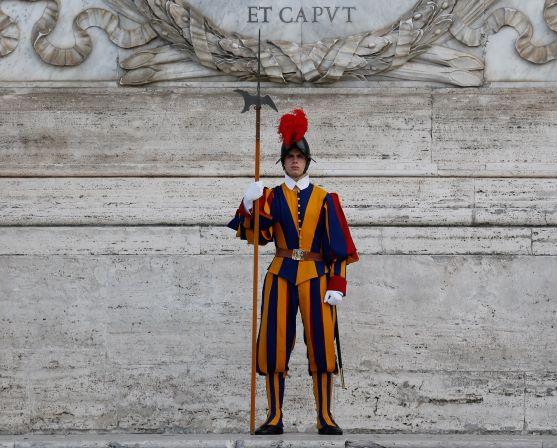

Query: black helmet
left=277, top=109, right=315, bottom=173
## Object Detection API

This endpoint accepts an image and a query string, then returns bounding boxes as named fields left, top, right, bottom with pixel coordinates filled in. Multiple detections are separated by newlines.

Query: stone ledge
left=0, top=434, right=556, bottom=448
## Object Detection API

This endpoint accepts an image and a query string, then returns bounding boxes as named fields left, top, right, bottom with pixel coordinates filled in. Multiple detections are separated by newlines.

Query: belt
left=276, top=248, right=323, bottom=261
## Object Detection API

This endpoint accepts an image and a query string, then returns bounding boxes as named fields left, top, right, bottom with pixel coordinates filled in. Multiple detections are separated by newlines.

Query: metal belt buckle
left=292, top=249, right=305, bottom=261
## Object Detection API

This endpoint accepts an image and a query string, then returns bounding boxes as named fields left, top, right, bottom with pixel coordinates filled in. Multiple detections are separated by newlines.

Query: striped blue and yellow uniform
left=228, top=181, right=358, bottom=429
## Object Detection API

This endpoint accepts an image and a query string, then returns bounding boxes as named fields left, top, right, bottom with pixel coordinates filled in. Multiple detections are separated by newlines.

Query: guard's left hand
left=323, top=290, right=343, bottom=306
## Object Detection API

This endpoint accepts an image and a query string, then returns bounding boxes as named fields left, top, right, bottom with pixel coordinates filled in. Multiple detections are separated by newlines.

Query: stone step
left=1, top=434, right=556, bottom=448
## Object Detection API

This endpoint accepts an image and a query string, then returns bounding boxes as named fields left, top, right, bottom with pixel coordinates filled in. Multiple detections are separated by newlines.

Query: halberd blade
left=234, top=89, right=258, bottom=113
left=261, top=95, right=278, bottom=112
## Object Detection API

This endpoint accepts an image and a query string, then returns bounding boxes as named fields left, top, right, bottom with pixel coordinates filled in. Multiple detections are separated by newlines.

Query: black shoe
left=318, top=424, right=343, bottom=435
left=254, top=424, right=284, bottom=435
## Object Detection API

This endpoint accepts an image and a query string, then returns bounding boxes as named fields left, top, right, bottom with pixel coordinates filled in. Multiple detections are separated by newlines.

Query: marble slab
left=0, top=86, right=434, bottom=177
left=1, top=254, right=556, bottom=432
left=0, top=225, right=539, bottom=256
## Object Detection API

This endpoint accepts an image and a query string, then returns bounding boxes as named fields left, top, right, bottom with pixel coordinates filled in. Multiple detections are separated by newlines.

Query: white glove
left=243, top=180, right=264, bottom=212
left=323, top=290, right=343, bottom=306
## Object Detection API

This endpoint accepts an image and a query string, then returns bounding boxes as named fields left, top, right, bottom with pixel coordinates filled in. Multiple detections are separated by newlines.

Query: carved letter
left=325, top=6, right=340, bottom=22
left=313, top=6, right=323, bottom=23
left=296, top=7, right=308, bottom=23
left=279, top=7, right=293, bottom=23
left=260, top=6, right=272, bottom=23
left=248, top=6, right=259, bottom=23
left=343, top=6, right=356, bottom=23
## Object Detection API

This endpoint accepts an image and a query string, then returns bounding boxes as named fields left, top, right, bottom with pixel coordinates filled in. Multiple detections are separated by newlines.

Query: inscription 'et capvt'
left=248, top=6, right=357, bottom=23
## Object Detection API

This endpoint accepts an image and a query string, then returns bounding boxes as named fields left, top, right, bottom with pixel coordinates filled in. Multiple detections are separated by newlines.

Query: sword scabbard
left=333, top=306, right=347, bottom=389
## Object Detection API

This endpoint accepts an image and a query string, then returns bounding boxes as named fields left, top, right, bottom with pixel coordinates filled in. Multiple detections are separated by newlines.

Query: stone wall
left=1, top=0, right=557, bottom=436
left=1, top=84, right=556, bottom=434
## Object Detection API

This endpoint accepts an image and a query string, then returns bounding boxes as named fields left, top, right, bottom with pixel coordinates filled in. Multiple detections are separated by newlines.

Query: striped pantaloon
left=256, top=271, right=339, bottom=428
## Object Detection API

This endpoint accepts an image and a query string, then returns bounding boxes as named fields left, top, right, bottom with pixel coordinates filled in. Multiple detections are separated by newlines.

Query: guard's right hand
left=243, top=180, right=264, bottom=211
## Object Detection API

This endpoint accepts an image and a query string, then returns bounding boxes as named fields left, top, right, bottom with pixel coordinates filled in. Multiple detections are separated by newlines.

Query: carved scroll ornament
left=450, top=0, right=557, bottom=64
left=0, top=0, right=157, bottom=65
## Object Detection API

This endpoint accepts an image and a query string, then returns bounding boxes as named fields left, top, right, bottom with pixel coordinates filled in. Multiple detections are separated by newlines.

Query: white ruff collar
left=284, top=174, right=310, bottom=191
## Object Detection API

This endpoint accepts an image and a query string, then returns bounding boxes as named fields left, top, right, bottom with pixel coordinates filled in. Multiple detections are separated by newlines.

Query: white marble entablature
left=0, top=0, right=557, bottom=84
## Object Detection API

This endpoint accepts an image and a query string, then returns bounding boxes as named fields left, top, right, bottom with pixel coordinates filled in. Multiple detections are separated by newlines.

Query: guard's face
left=283, top=148, right=308, bottom=179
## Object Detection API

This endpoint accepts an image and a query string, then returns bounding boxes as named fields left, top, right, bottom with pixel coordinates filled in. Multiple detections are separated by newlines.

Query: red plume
left=278, top=109, right=308, bottom=147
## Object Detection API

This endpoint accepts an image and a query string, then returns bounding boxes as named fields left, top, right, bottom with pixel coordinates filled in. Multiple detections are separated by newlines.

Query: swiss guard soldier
left=228, top=108, right=359, bottom=435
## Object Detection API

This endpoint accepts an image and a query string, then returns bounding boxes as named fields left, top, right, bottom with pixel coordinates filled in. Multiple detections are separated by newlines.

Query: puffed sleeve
left=322, top=192, right=359, bottom=295
left=227, top=186, right=275, bottom=245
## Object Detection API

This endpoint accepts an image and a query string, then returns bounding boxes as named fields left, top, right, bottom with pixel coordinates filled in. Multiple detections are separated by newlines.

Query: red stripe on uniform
left=329, top=193, right=359, bottom=263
